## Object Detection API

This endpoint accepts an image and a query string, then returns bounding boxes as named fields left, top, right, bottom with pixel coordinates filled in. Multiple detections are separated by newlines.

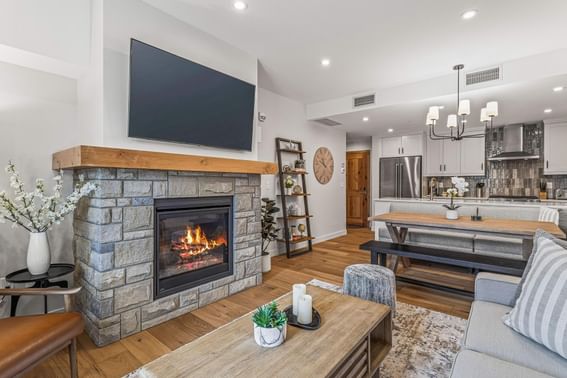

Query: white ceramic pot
left=446, top=210, right=459, bottom=220
left=261, top=254, right=272, bottom=273
left=27, top=232, right=51, bottom=275
left=253, top=323, right=287, bottom=348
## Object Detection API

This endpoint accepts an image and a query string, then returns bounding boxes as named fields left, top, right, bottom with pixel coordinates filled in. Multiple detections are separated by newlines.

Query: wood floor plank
left=28, top=228, right=473, bottom=377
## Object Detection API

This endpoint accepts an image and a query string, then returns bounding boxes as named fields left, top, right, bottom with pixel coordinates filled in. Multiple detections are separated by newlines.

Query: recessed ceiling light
left=461, top=9, right=478, bottom=20
left=553, top=86, right=564, bottom=92
left=233, top=1, right=247, bottom=11
left=362, top=117, right=369, bottom=122
left=321, top=58, right=331, bottom=67
left=544, top=108, right=553, bottom=113
left=387, top=128, right=394, bottom=133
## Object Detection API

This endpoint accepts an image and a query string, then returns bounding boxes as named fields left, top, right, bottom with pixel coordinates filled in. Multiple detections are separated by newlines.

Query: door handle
left=401, top=147, right=404, bottom=154
left=398, top=147, right=401, bottom=155
left=440, top=164, right=442, bottom=172
left=547, top=160, right=549, bottom=169
left=481, top=162, right=484, bottom=171
left=444, top=164, right=447, bottom=171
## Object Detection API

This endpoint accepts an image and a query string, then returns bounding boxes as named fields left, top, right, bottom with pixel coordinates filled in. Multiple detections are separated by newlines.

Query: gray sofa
left=451, top=272, right=567, bottom=378
left=375, top=200, right=567, bottom=259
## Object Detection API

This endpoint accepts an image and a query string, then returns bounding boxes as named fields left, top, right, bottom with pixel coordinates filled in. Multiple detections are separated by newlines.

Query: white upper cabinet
left=442, top=139, right=461, bottom=176
left=424, top=130, right=485, bottom=177
left=460, top=136, right=486, bottom=176
left=401, top=134, right=423, bottom=156
left=380, top=137, right=403, bottom=157
left=425, top=138, right=444, bottom=176
left=544, top=122, right=567, bottom=174
left=380, top=134, right=423, bottom=157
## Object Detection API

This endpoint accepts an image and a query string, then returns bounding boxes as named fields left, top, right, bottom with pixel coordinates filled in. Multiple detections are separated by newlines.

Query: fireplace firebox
left=154, top=196, right=233, bottom=298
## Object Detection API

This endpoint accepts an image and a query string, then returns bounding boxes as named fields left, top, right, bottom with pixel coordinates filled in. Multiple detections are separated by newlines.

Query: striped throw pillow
left=503, top=231, right=567, bottom=359
left=539, top=206, right=560, bottom=225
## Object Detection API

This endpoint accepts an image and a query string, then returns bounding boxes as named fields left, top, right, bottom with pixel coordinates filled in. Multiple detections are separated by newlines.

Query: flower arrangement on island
left=443, top=177, right=469, bottom=219
left=0, top=162, right=97, bottom=274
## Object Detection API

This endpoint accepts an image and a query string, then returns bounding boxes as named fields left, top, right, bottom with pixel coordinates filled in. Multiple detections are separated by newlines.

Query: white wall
left=258, top=88, right=347, bottom=255
left=347, top=136, right=372, bottom=152
left=0, top=63, right=79, bottom=314
left=101, top=0, right=260, bottom=160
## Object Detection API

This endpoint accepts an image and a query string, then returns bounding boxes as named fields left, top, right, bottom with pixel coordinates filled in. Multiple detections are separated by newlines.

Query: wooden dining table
left=370, top=212, right=566, bottom=260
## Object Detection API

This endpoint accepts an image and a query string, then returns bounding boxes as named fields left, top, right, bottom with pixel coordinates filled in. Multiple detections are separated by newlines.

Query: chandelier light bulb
left=458, top=99, right=471, bottom=116
left=480, top=108, right=490, bottom=123
left=486, top=101, right=499, bottom=117
left=447, top=114, right=458, bottom=128
left=428, top=106, right=440, bottom=121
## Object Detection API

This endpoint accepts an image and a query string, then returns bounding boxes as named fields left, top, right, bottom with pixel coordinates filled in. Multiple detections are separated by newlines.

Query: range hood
left=487, top=124, right=540, bottom=161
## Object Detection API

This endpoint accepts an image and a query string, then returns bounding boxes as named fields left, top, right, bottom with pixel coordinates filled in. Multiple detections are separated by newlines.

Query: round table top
left=6, top=263, right=75, bottom=283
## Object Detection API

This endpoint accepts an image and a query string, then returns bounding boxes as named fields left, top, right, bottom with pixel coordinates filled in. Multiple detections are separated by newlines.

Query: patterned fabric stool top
left=343, top=264, right=396, bottom=316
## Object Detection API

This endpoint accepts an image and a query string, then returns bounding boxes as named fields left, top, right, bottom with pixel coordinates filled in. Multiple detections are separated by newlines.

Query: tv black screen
left=128, top=39, right=256, bottom=151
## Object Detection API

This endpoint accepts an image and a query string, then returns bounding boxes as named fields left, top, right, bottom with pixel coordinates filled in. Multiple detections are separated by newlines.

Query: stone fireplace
left=71, top=166, right=265, bottom=346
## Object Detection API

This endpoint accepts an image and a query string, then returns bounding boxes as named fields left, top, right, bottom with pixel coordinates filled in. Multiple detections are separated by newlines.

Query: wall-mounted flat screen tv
left=128, top=39, right=256, bottom=151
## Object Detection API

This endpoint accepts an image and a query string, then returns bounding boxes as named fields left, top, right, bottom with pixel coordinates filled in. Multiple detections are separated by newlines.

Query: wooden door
left=347, top=151, right=370, bottom=227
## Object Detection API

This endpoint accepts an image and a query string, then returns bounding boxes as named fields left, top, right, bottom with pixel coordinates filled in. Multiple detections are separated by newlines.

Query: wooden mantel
left=52, top=145, right=278, bottom=175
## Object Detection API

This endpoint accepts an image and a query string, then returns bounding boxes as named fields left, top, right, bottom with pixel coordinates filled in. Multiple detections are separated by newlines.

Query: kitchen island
left=373, top=197, right=567, bottom=259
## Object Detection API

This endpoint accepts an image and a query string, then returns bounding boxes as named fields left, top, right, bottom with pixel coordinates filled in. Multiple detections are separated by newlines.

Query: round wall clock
left=313, top=147, right=334, bottom=185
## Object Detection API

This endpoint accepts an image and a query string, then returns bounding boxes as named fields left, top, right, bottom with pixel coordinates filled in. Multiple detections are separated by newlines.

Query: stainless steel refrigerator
left=379, top=156, right=422, bottom=198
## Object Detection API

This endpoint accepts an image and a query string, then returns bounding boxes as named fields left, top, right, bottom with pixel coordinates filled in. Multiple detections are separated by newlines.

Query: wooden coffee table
left=130, top=285, right=392, bottom=378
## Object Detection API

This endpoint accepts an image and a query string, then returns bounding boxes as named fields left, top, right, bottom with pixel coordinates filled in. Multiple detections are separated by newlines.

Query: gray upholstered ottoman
left=343, top=264, right=396, bottom=316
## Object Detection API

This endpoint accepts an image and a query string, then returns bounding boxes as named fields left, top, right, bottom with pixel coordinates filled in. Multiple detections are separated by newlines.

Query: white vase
left=446, top=209, right=459, bottom=220
left=261, top=254, right=272, bottom=273
left=254, top=323, right=287, bottom=348
left=27, top=232, right=51, bottom=275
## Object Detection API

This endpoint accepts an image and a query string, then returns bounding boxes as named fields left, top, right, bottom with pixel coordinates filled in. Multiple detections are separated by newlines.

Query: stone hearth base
left=73, top=168, right=262, bottom=346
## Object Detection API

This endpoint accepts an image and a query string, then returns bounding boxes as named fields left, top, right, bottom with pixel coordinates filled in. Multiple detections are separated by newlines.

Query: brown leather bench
left=0, top=287, right=83, bottom=378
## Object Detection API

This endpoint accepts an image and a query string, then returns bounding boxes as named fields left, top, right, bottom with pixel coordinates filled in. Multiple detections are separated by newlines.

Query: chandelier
left=426, top=64, right=498, bottom=141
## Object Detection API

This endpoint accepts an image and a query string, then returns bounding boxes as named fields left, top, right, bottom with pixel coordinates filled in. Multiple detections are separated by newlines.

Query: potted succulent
left=0, top=162, right=97, bottom=274
left=443, top=177, right=469, bottom=220
left=284, top=175, right=294, bottom=195
left=252, top=301, right=287, bottom=348
left=261, top=198, right=280, bottom=273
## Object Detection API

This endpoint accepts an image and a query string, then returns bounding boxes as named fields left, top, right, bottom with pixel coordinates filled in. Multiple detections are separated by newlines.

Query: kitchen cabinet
left=425, top=132, right=484, bottom=176
left=380, top=134, right=423, bottom=157
left=425, top=138, right=444, bottom=176
left=460, top=136, right=485, bottom=176
left=544, top=122, right=567, bottom=174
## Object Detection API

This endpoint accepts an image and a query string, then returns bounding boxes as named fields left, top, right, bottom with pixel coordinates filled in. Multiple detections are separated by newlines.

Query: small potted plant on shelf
left=443, top=177, right=469, bottom=220
left=252, top=301, right=287, bottom=348
left=261, top=198, right=280, bottom=273
left=0, top=162, right=97, bottom=274
left=284, top=175, right=295, bottom=195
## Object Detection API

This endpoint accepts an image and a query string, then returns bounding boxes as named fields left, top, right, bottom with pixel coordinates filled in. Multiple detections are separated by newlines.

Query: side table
left=6, top=263, right=75, bottom=317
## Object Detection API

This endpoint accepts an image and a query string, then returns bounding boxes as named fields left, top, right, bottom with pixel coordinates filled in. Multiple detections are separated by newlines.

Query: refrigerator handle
left=395, top=164, right=399, bottom=198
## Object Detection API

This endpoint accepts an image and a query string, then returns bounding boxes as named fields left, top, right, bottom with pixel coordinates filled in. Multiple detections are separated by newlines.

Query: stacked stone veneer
left=72, top=168, right=262, bottom=346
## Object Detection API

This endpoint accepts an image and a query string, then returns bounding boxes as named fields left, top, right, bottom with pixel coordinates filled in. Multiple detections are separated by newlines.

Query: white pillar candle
left=297, top=294, right=313, bottom=325
left=292, top=284, right=306, bottom=316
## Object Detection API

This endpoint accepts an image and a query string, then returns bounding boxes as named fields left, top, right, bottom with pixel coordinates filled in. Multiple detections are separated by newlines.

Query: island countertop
left=374, top=197, right=567, bottom=208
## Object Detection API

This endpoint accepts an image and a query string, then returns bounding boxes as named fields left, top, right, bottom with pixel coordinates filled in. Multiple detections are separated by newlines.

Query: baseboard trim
left=313, top=229, right=348, bottom=244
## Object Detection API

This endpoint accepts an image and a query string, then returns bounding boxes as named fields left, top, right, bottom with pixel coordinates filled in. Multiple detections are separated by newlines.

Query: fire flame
left=172, top=225, right=226, bottom=260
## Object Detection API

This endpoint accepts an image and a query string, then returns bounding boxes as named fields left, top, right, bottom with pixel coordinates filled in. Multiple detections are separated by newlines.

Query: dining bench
left=359, top=240, right=527, bottom=294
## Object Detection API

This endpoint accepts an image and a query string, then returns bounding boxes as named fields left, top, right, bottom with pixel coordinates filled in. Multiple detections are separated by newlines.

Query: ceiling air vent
left=466, top=66, right=501, bottom=86
left=353, top=93, right=376, bottom=108
left=313, top=118, right=342, bottom=126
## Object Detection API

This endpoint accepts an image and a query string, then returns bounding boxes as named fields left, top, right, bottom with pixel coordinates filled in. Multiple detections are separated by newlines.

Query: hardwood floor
left=28, top=228, right=473, bottom=378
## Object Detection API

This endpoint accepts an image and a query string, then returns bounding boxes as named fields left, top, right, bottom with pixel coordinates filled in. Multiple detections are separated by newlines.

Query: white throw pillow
left=503, top=230, right=567, bottom=359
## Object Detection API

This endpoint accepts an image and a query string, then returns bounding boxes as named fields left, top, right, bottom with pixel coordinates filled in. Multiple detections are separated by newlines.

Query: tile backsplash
left=426, top=122, right=567, bottom=197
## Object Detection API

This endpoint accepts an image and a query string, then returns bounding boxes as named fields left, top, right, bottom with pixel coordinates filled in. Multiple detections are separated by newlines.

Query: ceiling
left=335, top=74, right=567, bottom=139
left=144, top=0, right=567, bottom=104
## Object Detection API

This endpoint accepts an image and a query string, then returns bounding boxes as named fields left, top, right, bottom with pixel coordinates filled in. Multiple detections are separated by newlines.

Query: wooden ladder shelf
left=275, top=137, right=314, bottom=258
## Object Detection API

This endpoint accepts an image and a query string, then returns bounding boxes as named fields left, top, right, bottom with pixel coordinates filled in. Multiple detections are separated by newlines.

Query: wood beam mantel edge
left=52, top=145, right=278, bottom=175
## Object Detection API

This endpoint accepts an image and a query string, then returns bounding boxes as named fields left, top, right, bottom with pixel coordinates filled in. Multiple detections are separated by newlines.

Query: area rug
left=308, top=279, right=466, bottom=378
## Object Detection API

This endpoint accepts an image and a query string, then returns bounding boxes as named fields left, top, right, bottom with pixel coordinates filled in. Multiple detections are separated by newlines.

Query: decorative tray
left=283, top=306, right=321, bottom=330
